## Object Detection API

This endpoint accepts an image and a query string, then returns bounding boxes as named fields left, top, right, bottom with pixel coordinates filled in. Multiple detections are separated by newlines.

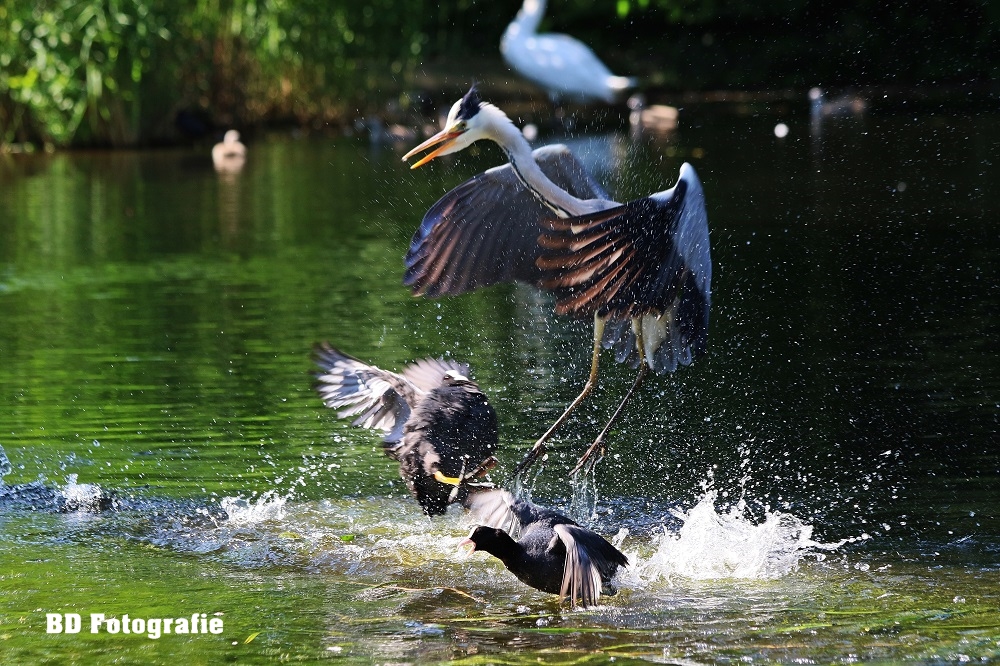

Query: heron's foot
left=569, top=437, right=606, bottom=477
left=511, top=439, right=548, bottom=481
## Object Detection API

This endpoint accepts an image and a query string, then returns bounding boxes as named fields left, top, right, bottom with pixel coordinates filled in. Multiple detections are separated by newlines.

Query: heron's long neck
left=491, top=116, right=587, bottom=218
left=515, top=0, right=546, bottom=35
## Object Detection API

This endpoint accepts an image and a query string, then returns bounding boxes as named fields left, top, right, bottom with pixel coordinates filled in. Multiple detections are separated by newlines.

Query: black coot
left=462, top=489, right=628, bottom=606
left=313, top=342, right=497, bottom=516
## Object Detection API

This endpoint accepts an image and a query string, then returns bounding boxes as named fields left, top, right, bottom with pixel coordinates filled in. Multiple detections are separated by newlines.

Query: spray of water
left=58, top=474, right=108, bottom=512
left=622, top=490, right=846, bottom=585
left=220, top=490, right=288, bottom=525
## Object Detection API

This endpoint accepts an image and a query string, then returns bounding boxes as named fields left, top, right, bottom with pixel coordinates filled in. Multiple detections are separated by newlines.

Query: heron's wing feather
left=537, top=163, right=712, bottom=373
left=404, top=145, right=608, bottom=297
left=313, top=343, right=420, bottom=444
left=534, top=144, right=611, bottom=201
left=401, top=357, right=472, bottom=392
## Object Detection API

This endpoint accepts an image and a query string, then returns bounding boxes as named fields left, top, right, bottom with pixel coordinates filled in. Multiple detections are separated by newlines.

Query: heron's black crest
left=458, top=86, right=482, bottom=120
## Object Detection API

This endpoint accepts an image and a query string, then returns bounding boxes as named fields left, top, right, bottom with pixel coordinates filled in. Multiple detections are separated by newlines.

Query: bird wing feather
left=313, top=342, right=422, bottom=444
left=553, top=523, right=605, bottom=607
left=400, top=357, right=472, bottom=392
left=537, top=163, right=712, bottom=372
left=404, top=145, right=609, bottom=298
left=461, top=488, right=522, bottom=538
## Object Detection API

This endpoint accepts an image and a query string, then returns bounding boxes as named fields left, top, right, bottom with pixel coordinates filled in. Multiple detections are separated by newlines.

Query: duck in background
left=212, top=130, right=247, bottom=173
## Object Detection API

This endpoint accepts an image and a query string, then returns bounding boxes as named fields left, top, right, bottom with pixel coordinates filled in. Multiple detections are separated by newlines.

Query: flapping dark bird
left=461, top=488, right=628, bottom=607
left=313, top=342, right=498, bottom=516
left=402, top=87, right=712, bottom=476
left=502, top=0, right=636, bottom=104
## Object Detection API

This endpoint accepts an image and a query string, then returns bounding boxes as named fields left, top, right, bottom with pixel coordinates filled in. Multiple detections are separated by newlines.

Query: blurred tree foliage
left=1, top=0, right=997, bottom=147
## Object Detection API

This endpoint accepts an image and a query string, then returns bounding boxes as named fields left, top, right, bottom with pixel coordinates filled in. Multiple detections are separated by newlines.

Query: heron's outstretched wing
left=401, top=357, right=472, bottom=393
left=553, top=523, right=629, bottom=607
left=313, top=343, right=421, bottom=443
left=537, top=162, right=712, bottom=373
left=404, top=145, right=609, bottom=297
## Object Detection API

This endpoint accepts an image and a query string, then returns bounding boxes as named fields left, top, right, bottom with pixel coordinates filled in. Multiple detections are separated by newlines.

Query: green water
left=1, top=110, right=998, bottom=664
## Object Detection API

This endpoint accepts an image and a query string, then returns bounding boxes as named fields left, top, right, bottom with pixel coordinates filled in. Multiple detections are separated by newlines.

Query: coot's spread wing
left=462, top=488, right=521, bottom=537
left=553, top=524, right=629, bottom=607
left=537, top=162, right=712, bottom=373
left=404, top=145, right=609, bottom=298
left=553, top=524, right=603, bottom=606
left=401, top=357, right=472, bottom=392
left=313, top=342, right=420, bottom=443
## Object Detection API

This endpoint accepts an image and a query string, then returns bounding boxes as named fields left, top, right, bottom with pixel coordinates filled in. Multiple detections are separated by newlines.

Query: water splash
left=58, top=474, right=108, bottom=512
left=627, top=490, right=846, bottom=583
left=220, top=490, right=288, bottom=525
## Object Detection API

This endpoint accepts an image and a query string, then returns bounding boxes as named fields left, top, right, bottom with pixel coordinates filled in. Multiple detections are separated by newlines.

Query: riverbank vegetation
left=1, top=0, right=997, bottom=148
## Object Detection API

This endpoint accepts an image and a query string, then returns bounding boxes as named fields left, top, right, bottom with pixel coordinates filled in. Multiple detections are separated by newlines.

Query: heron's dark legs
left=570, top=320, right=648, bottom=476
left=512, top=315, right=605, bottom=478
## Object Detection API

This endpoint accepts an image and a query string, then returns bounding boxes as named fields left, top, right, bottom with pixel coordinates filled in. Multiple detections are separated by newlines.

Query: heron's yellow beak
left=402, top=126, right=464, bottom=169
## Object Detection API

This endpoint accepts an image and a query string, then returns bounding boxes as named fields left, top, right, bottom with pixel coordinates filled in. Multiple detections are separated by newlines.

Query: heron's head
left=403, top=86, right=491, bottom=168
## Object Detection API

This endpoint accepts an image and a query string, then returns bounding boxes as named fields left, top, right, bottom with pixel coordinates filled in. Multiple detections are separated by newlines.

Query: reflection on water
left=1, top=112, right=999, bottom=662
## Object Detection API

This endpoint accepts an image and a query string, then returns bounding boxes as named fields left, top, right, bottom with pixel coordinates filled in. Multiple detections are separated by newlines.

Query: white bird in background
left=212, top=130, right=246, bottom=172
left=402, top=87, right=712, bottom=477
left=502, top=0, right=637, bottom=104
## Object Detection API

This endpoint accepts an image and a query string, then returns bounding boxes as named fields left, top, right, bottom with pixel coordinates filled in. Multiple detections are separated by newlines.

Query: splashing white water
left=628, top=491, right=846, bottom=583
left=59, top=474, right=107, bottom=512
left=220, top=490, right=288, bottom=525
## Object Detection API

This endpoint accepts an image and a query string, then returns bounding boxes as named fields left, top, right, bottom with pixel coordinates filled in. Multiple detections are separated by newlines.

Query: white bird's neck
left=514, top=0, right=546, bottom=35
left=482, top=104, right=588, bottom=218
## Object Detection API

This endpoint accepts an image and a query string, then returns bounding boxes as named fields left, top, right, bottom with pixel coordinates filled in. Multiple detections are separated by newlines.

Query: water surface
left=1, top=109, right=998, bottom=663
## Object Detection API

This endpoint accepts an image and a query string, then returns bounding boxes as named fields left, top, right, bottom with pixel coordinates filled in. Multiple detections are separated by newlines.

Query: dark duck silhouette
left=462, top=489, right=628, bottom=607
left=313, top=343, right=498, bottom=516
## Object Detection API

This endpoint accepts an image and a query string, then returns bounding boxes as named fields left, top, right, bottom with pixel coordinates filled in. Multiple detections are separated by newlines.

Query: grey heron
left=402, top=87, right=712, bottom=477
left=462, top=488, right=628, bottom=607
left=313, top=342, right=498, bottom=516
left=502, top=0, right=635, bottom=104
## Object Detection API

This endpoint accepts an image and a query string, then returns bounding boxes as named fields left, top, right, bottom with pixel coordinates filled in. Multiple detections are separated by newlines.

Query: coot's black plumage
left=313, top=342, right=498, bottom=516
left=462, top=489, right=628, bottom=607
